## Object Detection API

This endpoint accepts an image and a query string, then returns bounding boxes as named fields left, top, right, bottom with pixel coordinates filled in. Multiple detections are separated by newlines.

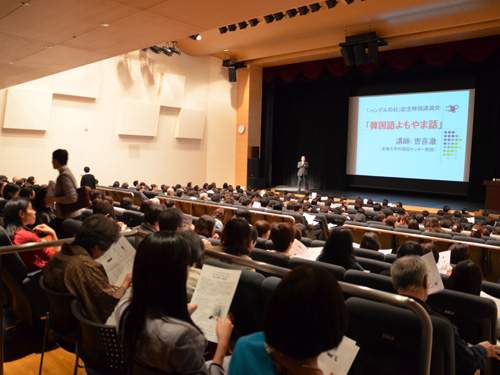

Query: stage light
left=298, top=6, right=309, bottom=15
left=188, top=34, right=201, bottom=40
left=274, top=12, right=285, bottom=21
left=263, top=14, right=275, bottom=23
left=160, top=46, right=173, bottom=56
left=310, top=3, right=321, bottom=12
left=238, top=21, right=248, bottom=29
left=228, top=24, right=237, bottom=31
left=286, top=9, right=298, bottom=18
left=248, top=18, right=259, bottom=27
left=149, top=46, right=161, bottom=54
left=219, top=26, right=228, bottom=34
left=325, top=0, right=338, bottom=8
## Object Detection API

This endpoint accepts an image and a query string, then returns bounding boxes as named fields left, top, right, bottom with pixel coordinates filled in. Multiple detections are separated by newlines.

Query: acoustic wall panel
left=175, top=108, right=205, bottom=139
left=116, top=101, right=160, bottom=137
left=159, top=73, right=185, bottom=108
left=3, top=87, right=52, bottom=130
left=53, top=63, right=101, bottom=98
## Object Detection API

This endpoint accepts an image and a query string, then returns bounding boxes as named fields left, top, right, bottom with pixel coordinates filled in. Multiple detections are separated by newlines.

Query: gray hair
left=391, top=256, right=428, bottom=292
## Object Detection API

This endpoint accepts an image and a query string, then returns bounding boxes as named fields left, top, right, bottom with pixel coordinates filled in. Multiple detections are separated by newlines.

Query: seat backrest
left=288, top=257, right=345, bottom=281
left=423, top=232, right=453, bottom=240
left=300, top=237, right=313, bottom=247
left=71, top=300, right=125, bottom=375
left=344, top=270, right=395, bottom=293
left=311, top=240, right=325, bottom=248
left=123, top=210, right=144, bottom=228
left=356, top=257, right=391, bottom=274
left=384, top=253, right=398, bottom=263
left=454, top=236, right=485, bottom=244
left=395, top=227, right=422, bottom=235
left=261, top=276, right=281, bottom=306
left=264, top=239, right=275, bottom=250
left=353, top=248, right=385, bottom=261
left=482, top=280, right=500, bottom=299
left=346, top=297, right=455, bottom=375
left=80, top=208, right=93, bottom=221
left=427, top=289, right=497, bottom=344
left=249, top=249, right=290, bottom=269
left=62, top=218, right=82, bottom=236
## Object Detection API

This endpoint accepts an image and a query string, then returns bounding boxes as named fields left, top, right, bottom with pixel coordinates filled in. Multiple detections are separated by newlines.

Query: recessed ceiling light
left=101, top=23, right=109, bottom=27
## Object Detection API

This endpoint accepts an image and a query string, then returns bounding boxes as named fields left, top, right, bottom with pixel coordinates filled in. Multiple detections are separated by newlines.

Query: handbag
left=59, top=186, right=91, bottom=215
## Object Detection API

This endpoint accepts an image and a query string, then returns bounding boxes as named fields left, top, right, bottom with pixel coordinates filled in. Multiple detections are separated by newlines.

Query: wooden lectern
left=484, top=180, right=500, bottom=212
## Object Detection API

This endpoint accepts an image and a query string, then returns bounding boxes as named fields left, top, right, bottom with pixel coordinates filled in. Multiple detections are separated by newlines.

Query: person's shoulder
left=13, top=228, right=40, bottom=244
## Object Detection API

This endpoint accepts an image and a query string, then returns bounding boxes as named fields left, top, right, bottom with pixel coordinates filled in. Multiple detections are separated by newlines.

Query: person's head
left=301, top=156, right=306, bottom=162
left=408, top=219, right=420, bottom=230
left=121, top=182, right=129, bottom=189
left=144, top=203, right=167, bottom=228
left=221, top=217, right=252, bottom=256
left=385, top=215, right=398, bottom=228
left=318, top=227, right=355, bottom=268
left=19, top=187, right=35, bottom=199
left=254, top=220, right=271, bottom=239
left=52, top=149, right=68, bottom=168
left=485, top=216, right=496, bottom=226
left=212, top=207, right=226, bottom=224
left=158, top=208, right=184, bottom=232
left=84, top=166, right=90, bottom=173
left=425, top=217, right=443, bottom=232
left=391, top=256, right=429, bottom=298
left=396, top=241, right=423, bottom=258
left=3, top=183, right=20, bottom=200
left=3, top=198, right=36, bottom=237
left=235, top=208, right=251, bottom=223
left=120, top=232, right=197, bottom=364
left=471, top=223, right=484, bottom=238
left=139, top=200, right=151, bottom=213
left=194, top=215, right=216, bottom=238
left=374, top=211, right=386, bottom=222
left=353, top=213, right=366, bottom=223
left=359, top=231, right=381, bottom=251
left=120, top=197, right=133, bottom=210
left=92, top=200, right=114, bottom=217
left=73, top=214, right=120, bottom=255
left=451, top=221, right=463, bottom=233
left=421, top=242, right=439, bottom=263
left=177, top=230, right=205, bottom=268
left=264, top=265, right=346, bottom=361
left=449, top=243, right=470, bottom=264
left=112, top=181, right=120, bottom=188
left=270, top=222, right=295, bottom=253
left=446, top=260, right=482, bottom=296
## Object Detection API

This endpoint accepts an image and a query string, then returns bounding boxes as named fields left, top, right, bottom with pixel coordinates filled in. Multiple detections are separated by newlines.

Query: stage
left=271, top=186, right=485, bottom=212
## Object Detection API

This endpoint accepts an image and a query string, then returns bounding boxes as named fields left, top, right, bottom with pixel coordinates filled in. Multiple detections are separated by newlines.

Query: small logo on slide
left=445, top=105, right=459, bottom=113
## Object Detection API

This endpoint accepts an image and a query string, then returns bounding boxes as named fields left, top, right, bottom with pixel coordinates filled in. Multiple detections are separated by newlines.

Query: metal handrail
left=0, top=233, right=433, bottom=375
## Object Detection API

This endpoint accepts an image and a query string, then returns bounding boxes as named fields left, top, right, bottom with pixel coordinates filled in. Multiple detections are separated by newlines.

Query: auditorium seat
left=80, top=208, right=93, bottom=221
left=482, top=280, right=500, bottom=299
left=264, top=240, right=275, bottom=250
left=346, top=297, right=455, bottom=375
left=395, top=227, right=422, bottom=235
left=486, top=240, right=500, bottom=247
left=289, top=257, right=345, bottom=281
left=344, top=270, right=394, bottom=293
left=261, top=276, right=281, bottom=305
left=385, top=253, right=397, bottom=263
left=345, top=221, right=368, bottom=227
left=256, top=237, right=267, bottom=249
left=311, top=240, right=325, bottom=248
left=426, top=289, right=497, bottom=345
left=300, top=237, right=313, bottom=247
left=122, top=210, right=144, bottom=228
left=423, top=232, right=453, bottom=240
left=327, top=213, right=347, bottom=225
left=353, top=248, right=385, bottom=261
left=357, top=258, right=391, bottom=274
left=453, top=236, right=485, bottom=244
left=249, top=249, right=290, bottom=269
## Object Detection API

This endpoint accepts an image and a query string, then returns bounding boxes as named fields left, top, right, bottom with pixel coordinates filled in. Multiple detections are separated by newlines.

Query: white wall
left=0, top=50, right=236, bottom=187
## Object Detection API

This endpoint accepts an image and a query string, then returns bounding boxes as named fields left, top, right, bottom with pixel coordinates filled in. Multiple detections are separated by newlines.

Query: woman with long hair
left=3, top=198, right=59, bottom=271
left=317, top=227, right=363, bottom=271
left=117, top=231, right=233, bottom=374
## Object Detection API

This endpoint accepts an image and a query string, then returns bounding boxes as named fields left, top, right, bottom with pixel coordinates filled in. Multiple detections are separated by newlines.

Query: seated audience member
left=391, top=256, right=499, bottom=373
left=421, top=242, right=439, bottom=263
left=89, top=189, right=102, bottom=204
left=359, top=231, right=381, bottom=251
left=254, top=220, right=271, bottom=239
left=3, top=198, right=59, bottom=271
left=134, top=203, right=166, bottom=234
left=229, top=265, right=346, bottom=375
left=19, top=187, right=35, bottom=200
left=117, top=232, right=232, bottom=374
left=178, top=230, right=205, bottom=302
left=397, top=241, right=424, bottom=258
left=93, top=199, right=115, bottom=218
left=446, top=260, right=482, bottom=296
left=120, top=197, right=133, bottom=210
left=451, top=221, right=463, bottom=233
left=294, top=223, right=308, bottom=240
left=235, top=208, right=252, bottom=223
left=317, top=227, right=363, bottom=271
left=3, top=183, right=20, bottom=200
left=165, top=199, right=176, bottom=208
left=449, top=243, right=470, bottom=264
left=43, top=215, right=132, bottom=323
left=485, top=216, right=496, bottom=226
left=121, top=182, right=129, bottom=189
left=270, top=222, right=295, bottom=257
left=194, top=215, right=219, bottom=239
left=385, top=215, right=399, bottom=228
left=212, top=207, right=226, bottom=229
left=471, top=224, right=484, bottom=239
left=139, top=200, right=151, bottom=213
left=353, top=212, right=366, bottom=223
left=425, top=217, right=446, bottom=233
left=407, top=219, right=420, bottom=230
left=373, top=211, right=386, bottom=222
left=158, top=208, right=184, bottom=232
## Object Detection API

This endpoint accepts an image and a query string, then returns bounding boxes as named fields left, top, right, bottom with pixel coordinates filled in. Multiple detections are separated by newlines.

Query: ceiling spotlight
left=248, top=18, right=259, bottom=27
left=188, top=34, right=201, bottom=40
left=219, top=26, right=228, bottom=34
left=228, top=24, right=237, bottom=31
left=160, top=46, right=174, bottom=56
left=298, top=6, right=310, bottom=15
left=325, top=0, right=338, bottom=8
left=149, top=46, right=161, bottom=54
left=274, top=12, right=285, bottom=21
left=310, top=3, right=321, bottom=12
left=263, top=14, right=275, bottom=24
left=238, top=21, right=248, bottom=29
left=286, top=9, right=298, bottom=18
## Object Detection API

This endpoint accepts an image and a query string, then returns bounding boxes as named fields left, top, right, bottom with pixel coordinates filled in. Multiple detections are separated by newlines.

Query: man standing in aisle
left=297, top=155, right=309, bottom=192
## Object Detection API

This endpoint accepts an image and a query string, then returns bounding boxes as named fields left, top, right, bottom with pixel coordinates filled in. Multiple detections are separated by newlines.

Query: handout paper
left=421, top=252, right=444, bottom=295
left=95, top=236, right=136, bottom=286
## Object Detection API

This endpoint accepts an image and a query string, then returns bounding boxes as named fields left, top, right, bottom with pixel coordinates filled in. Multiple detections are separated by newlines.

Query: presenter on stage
left=297, top=155, right=309, bottom=192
